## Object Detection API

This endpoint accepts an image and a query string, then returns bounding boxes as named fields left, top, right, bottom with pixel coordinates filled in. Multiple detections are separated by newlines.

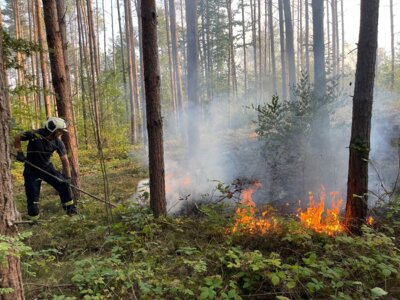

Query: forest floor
left=10, top=146, right=400, bottom=300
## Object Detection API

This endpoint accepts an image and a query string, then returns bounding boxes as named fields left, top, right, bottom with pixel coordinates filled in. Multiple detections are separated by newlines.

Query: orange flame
left=367, top=216, right=374, bottom=226
left=298, top=186, right=344, bottom=235
left=231, top=182, right=272, bottom=235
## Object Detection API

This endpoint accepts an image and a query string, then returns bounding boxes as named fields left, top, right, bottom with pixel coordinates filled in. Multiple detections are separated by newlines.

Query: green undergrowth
left=9, top=149, right=400, bottom=299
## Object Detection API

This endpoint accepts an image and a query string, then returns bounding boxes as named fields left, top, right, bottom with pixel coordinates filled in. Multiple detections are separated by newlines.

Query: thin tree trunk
left=268, top=0, right=277, bottom=94
left=169, top=0, right=184, bottom=123
left=331, top=0, right=337, bottom=77
left=36, top=0, right=52, bottom=117
left=164, top=0, right=177, bottom=117
left=124, top=0, right=138, bottom=144
left=278, top=0, right=287, bottom=99
left=283, top=0, right=296, bottom=100
left=76, top=0, right=89, bottom=148
left=28, top=0, right=39, bottom=127
left=141, top=0, right=166, bottom=217
left=87, top=0, right=100, bottom=78
left=0, top=19, right=25, bottom=300
left=13, top=0, right=27, bottom=121
left=345, top=0, right=380, bottom=235
left=326, top=0, right=330, bottom=71
left=250, top=0, right=258, bottom=83
left=312, top=0, right=326, bottom=97
left=226, top=0, right=237, bottom=95
left=257, top=0, right=262, bottom=91
left=299, top=0, right=303, bottom=71
left=390, top=0, right=395, bottom=89
left=111, top=0, right=116, bottom=71
left=305, top=0, right=310, bottom=75
left=185, top=0, right=199, bottom=153
left=135, top=0, right=147, bottom=144
left=102, top=0, right=107, bottom=70
left=340, top=0, right=344, bottom=82
left=116, top=0, right=129, bottom=119
left=241, top=0, right=247, bottom=92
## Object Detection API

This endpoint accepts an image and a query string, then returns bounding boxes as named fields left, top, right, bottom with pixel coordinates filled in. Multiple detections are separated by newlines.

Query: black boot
left=27, top=202, right=40, bottom=219
left=63, top=203, right=77, bottom=216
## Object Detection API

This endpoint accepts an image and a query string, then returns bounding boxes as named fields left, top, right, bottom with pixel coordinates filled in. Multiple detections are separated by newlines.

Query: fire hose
left=11, top=152, right=116, bottom=208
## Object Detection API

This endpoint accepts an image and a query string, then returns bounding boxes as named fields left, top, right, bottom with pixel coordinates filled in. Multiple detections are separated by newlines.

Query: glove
left=16, top=151, right=25, bottom=162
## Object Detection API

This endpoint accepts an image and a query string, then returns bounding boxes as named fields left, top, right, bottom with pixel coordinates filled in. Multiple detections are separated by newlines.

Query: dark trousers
left=23, top=164, right=72, bottom=216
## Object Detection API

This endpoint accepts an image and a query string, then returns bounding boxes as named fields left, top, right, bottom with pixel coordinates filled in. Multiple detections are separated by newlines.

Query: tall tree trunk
left=241, top=0, right=247, bottom=92
left=298, top=0, right=303, bottom=72
left=124, top=0, right=138, bottom=144
left=116, top=0, right=129, bottom=119
left=257, top=0, right=262, bottom=91
left=111, top=0, right=116, bottom=71
left=87, top=0, right=100, bottom=78
left=250, top=0, right=258, bottom=84
left=345, top=0, right=380, bottom=235
left=305, top=0, right=310, bottom=75
left=268, top=0, right=277, bottom=94
left=135, top=0, right=147, bottom=144
left=36, top=0, right=52, bottom=117
left=340, top=0, right=344, bottom=85
left=76, top=0, right=89, bottom=148
left=169, top=0, right=184, bottom=123
left=186, top=0, right=200, bottom=152
left=226, top=0, right=237, bottom=95
left=0, top=23, right=25, bottom=300
left=42, top=0, right=81, bottom=197
left=283, top=0, right=296, bottom=100
left=278, top=0, right=287, bottom=100
left=325, top=0, right=330, bottom=71
left=102, top=0, right=107, bottom=70
left=141, top=0, right=166, bottom=217
left=331, top=0, right=337, bottom=77
left=55, top=0, right=81, bottom=198
left=312, top=0, right=326, bottom=97
left=390, top=0, right=395, bottom=90
left=29, top=0, right=39, bottom=127
left=13, top=0, right=27, bottom=120
left=164, top=0, right=177, bottom=117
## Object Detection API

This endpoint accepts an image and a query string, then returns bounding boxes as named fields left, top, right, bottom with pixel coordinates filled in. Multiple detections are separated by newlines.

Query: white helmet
left=46, top=117, right=68, bottom=132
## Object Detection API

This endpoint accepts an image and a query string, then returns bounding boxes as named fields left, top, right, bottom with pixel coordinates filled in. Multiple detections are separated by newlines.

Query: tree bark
left=36, top=0, right=52, bottom=117
left=305, top=0, right=310, bottom=75
left=278, top=0, right=287, bottom=100
left=116, top=0, right=129, bottom=120
left=163, top=0, right=177, bottom=117
left=345, top=0, right=380, bottom=235
left=135, top=0, right=147, bottom=144
left=186, top=0, right=200, bottom=152
left=226, top=0, right=237, bottom=95
left=0, top=25, right=25, bottom=300
left=42, top=0, right=81, bottom=197
left=141, top=0, right=167, bottom=217
left=390, top=0, right=395, bottom=90
left=268, top=0, right=277, bottom=94
left=312, top=0, right=326, bottom=97
left=283, top=0, right=296, bottom=100
left=169, top=0, right=184, bottom=123
left=124, top=0, right=138, bottom=144
left=241, top=0, right=247, bottom=92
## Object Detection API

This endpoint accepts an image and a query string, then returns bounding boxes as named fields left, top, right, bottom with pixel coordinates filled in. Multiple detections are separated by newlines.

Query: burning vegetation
left=229, top=183, right=349, bottom=236
left=298, top=185, right=345, bottom=235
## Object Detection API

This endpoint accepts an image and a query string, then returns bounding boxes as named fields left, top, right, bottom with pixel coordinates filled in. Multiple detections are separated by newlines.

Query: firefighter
left=14, top=117, right=77, bottom=218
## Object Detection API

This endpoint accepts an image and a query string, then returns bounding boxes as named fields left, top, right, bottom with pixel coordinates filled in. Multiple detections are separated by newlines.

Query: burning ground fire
left=229, top=183, right=349, bottom=236
left=298, top=185, right=345, bottom=235
left=230, top=182, right=274, bottom=235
